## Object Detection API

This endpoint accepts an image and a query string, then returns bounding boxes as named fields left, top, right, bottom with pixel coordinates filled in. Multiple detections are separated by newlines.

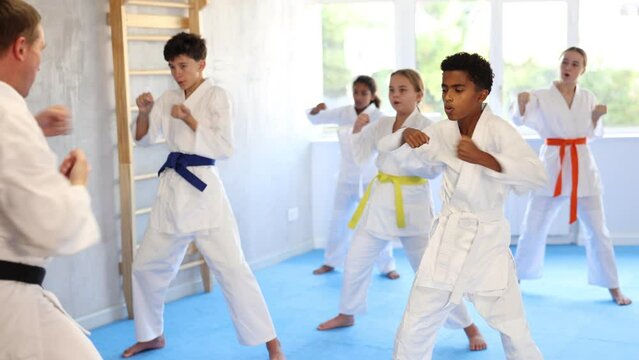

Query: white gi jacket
left=0, top=81, right=100, bottom=359
left=137, top=79, right=232, bottom=234
left=306, top=104, right=382, bottom=185
left=0, top=81, right=99, bottom=266
left=379, top=106, right=547, bottom=302
left=512, top=83, right=603, bottom=197
left=351, top=109, right=435, bottom=238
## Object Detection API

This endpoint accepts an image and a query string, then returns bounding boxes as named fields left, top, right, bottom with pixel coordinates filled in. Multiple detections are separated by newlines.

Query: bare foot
left=609, top=288, right=632, bottom=306
left=122, top=335, right=165, bottom=358
left=385, top=270, right=400, bottom=280
left=464, top=324, right=487, bottom=351
left=266, top=338, right=286, bottom=360
left=317, top=314, right=354, bottom=330
left=313, top=265, right=335, bottom=275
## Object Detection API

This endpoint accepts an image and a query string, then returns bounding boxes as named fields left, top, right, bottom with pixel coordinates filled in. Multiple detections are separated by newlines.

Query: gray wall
left=27, top=0, right=319, bottom=329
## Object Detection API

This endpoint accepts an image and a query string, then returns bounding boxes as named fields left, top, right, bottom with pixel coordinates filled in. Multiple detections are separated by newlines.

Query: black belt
left=0, top=260, right=46, bottom=286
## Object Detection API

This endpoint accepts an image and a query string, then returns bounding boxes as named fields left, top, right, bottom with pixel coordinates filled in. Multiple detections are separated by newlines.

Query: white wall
left=25, top=0, right=321, bottom=329
left=311, top=136, right=639, bottom=247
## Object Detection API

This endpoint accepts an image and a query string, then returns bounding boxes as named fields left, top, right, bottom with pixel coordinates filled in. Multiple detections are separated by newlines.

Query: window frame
left=316, top=0, right=639, bottom=137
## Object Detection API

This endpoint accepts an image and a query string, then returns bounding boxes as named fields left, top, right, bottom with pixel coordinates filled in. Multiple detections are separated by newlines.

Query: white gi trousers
left=514, top=195, right=619, bottom=288
left=131, top=201, right=276, bottom=346
left=324, top=182, right=395, bottom=273
left=0, top=281, right=102, bottom=359
left=394, top=262, right=543, bottom=360
left=339, top=229, right=472, bottom=330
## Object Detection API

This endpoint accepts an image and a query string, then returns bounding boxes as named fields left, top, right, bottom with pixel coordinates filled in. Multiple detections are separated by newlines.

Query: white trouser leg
left=324, top=182, right=396, bottom=273
left=132, top=228, right=191, bottom=342
left=577, top=196, right=619, bottom=288
left=400, top=235, right=472, bottom=329
left=324, top=182, right=359, bottom=269
left=39, top=291, right=103, bottom=359
left=339, top=230, right=393, bottom=314
left=469, top=264, right=543, bottom=360
left=393, top=285, right=454, bottom=360
left=375, top=241, right=396, bottom=274
left=195, top=201, right=276, bottom=346
left=0, top=282, right=102, bottom=360
left=515, top=195, right=565, bottom=279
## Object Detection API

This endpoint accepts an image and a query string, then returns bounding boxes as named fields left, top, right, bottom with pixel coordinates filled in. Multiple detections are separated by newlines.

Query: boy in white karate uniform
left=0, top=1, right=101, bottom=358
left=122, top=32, right=285, bottom=359
left=386, top=53, right=546, bottom=359
left=317, top=69, right=486, bottom=352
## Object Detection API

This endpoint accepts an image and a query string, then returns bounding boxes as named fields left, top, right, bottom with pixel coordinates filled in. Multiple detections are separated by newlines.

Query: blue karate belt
left=158, top=152, right=216, bottom=192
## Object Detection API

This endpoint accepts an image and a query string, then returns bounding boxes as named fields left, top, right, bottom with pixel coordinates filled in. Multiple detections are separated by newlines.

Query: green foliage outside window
left=321, top=2, right=639, bottom=127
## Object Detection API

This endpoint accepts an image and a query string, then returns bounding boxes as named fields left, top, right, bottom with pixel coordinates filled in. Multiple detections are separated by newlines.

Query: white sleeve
left=305, top=106, right=345, bottom=125
left=0, top=111, right=100, bottom=257
left=482, top=122, right=548, bottom=194
left=378, top=127, right=445, bottom=179
left=590, top=92, right=604, bottom=139
left=351, top=120, right=380, bottom=166
left=195, top=87, right=233, bottom=159
left=134, top=92, right=166, bottom=147
left=511, top=92, right=542, bottom=132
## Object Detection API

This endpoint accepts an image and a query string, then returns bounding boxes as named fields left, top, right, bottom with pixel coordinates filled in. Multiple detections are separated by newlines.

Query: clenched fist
left=171, top=104, right=192, bottom=121
left=352, top=113, right=370, bottom=134
left=35, top=105, right=72, bottom=137
left=136, top=92, right=154, bottom=115
left=402, top=128, right=429, bottom=148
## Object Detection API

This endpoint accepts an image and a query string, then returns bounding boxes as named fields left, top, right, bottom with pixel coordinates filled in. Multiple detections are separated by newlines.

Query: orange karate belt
left=545, top=137, right=587, bottom=224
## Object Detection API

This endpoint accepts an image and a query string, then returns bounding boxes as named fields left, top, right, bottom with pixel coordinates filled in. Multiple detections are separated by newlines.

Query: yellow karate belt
left=348, top=171, right=427, bottom=229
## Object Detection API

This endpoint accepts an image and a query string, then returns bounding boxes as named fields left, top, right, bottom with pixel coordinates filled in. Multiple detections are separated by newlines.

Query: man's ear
left=198, top=59, right=206, bottom=72
left=478, top=88, right=489, bottom=102
left=12, top=36, right=28, bottom=61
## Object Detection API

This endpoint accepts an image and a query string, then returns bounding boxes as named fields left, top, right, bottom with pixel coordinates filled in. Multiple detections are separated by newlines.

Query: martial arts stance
left=0, top=1, right=102, bottom=358
left=317, top=69, right=486, bottom=352
left=512, top=47, right=631, bottom=306
left=122, top=32, right=285, bottom=359
left=307, top=75, right=398, bottom=279
left=387, top=53, right=545, bottom=359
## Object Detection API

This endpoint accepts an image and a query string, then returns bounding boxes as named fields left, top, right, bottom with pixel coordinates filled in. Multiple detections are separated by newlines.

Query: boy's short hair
left=163, top=32, right=207, bottom=62
left=440, top=52, right=494, bottom=93
left=0, top=0, right=41, bottom=55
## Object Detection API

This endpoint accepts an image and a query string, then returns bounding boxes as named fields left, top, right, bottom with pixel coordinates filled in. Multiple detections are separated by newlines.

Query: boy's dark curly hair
left=163, top=32, right=207, bottom=61
left=440, top=52, right=494, bottom=93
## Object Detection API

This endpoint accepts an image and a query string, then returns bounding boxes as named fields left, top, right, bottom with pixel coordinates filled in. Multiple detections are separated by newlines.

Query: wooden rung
left=126, top=13, right=189, bottom=29
left=131, top=139, right=166, bottom=147
left=135, top=207, right=152, bottom=216
left=134, top=172, right=157, bottom=181
left=129, top=69, right=170, bottom=76
left=187, top=243, right=198, bottom=255
left=129, top=69, right=171, bottom=76
left=180, top=259, right=205, bottom=270
left=126, top=0, right=192, bottom=9
left=127, top=34, right=172, bottom=42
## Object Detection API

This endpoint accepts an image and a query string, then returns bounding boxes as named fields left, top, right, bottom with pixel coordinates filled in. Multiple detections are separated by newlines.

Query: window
left=415, top=0, right=490, bottom=116
left=502, top=1, right=567, bottom=119
left=317, top=0, right=639, bottom=133
left=579, top=0, right=639, bottom=129
left=320, top=2, right=396, bottom=113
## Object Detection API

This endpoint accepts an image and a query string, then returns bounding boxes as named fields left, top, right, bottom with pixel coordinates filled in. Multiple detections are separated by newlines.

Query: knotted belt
left=0, top=260, right=46, bottom=286
left=158, top=152, right=216, bottom=192
left=545, top=137, right=587, bottom=224
left=348, top=171, right=427, bottom=229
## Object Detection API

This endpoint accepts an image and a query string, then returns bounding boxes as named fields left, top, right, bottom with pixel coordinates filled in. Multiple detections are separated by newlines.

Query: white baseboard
left=77, top=239, right=315, bottom=330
